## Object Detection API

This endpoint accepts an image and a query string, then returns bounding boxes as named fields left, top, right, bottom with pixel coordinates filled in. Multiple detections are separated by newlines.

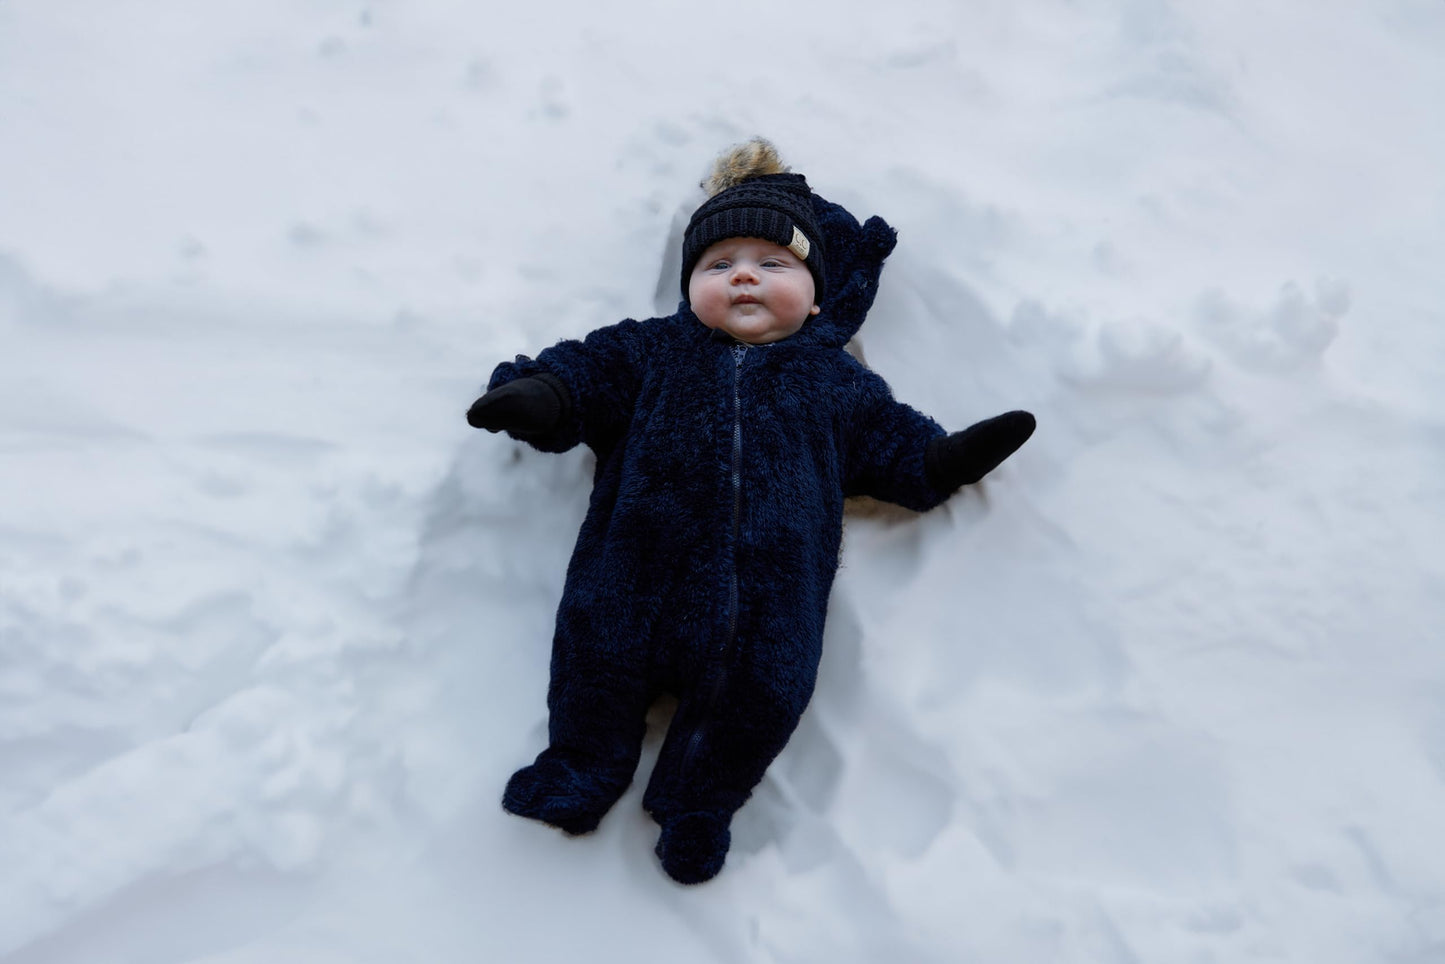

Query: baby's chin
left=704, top=315, right=808, bottom=345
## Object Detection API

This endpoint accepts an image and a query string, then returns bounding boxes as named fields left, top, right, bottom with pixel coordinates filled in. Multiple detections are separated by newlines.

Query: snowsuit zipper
left=725, top=343, right=745, bottom=654
left=678, top=342, right=749, bottom=777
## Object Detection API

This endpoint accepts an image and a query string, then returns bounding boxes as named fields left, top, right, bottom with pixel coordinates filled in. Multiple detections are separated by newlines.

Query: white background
left=2, top=1, right=1443, bottom=961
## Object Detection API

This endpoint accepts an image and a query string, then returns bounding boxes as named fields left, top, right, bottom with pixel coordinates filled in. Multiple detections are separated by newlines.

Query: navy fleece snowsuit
left=488, top=197, right=956, bottom=832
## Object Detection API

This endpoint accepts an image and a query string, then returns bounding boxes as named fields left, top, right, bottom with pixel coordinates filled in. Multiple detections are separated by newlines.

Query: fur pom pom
left=702, top=138, right=789, bottom=197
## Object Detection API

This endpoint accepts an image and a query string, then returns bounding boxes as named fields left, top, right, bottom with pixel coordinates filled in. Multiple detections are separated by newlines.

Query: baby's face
left=687, top=238, right=820, bottom=345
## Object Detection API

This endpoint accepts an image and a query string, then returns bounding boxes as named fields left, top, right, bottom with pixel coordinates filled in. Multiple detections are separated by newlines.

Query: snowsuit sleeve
left=842, top=366, right=953, bottom=512
left=487, top=318, right=649, bottom=455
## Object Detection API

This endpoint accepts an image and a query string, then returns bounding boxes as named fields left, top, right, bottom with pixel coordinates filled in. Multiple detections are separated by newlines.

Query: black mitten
left=466, top=374, right=571, bottom=438
left=925, top=410, right=1036, bottom=490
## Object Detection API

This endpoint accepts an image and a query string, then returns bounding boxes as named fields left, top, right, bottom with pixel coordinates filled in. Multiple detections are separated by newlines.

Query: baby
left=467, top=139, right=1035, bottom=884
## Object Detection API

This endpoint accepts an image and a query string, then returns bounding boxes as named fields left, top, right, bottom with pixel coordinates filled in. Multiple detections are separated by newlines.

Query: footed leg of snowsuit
left=503, top=615, right=654, bottom=835
left=642, top=644, right=816, bottom=883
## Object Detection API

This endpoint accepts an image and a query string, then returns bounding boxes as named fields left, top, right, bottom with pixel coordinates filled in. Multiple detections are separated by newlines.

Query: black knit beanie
left=680, top=142, right=827, bottom=303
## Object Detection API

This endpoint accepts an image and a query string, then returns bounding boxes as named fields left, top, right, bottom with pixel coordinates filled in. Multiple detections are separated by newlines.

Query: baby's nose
left=731, top=264, right=758, bottom=282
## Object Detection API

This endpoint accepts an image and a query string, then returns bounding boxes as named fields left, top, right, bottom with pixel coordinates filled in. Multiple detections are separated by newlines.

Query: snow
left=2, top=1, right=1443, bottom=960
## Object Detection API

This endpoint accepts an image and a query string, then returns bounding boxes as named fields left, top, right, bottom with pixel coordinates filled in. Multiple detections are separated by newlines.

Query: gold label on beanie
left=788, top=226, right=811, bottom=261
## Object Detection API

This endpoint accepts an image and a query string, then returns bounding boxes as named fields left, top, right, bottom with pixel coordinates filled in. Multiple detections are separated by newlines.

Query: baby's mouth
left=733, top=295, right=760, bottom=305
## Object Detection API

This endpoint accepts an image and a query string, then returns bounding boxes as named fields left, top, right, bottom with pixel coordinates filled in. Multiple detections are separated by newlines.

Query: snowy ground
left=3, top=1, right=1444, bottom=961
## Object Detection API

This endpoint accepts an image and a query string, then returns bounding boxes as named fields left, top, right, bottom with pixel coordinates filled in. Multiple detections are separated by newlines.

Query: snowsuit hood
left=787, top=194, right=899, bottom=349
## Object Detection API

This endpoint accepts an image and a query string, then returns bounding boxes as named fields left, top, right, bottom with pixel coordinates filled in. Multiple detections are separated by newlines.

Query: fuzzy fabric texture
left=488, top=192, right=958, bottom=881
left=701, top=137, right=789, bottom=197
left=655, top=811, right=733, bottom=885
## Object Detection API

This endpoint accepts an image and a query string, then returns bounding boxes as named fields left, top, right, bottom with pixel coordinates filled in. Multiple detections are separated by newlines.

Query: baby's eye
left=761, top=259, right=784, bottom=268
left=708, top=260, right=731, bottom=270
